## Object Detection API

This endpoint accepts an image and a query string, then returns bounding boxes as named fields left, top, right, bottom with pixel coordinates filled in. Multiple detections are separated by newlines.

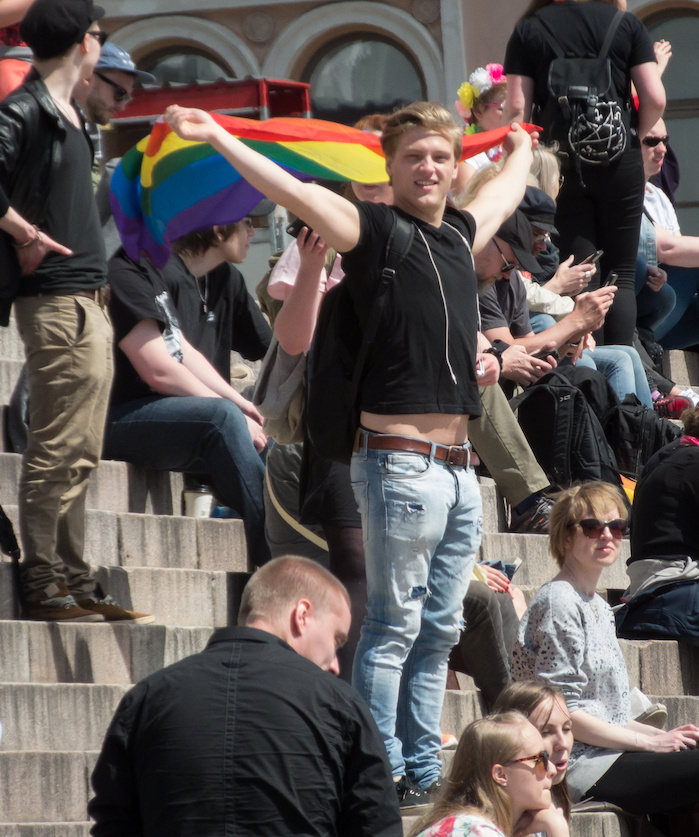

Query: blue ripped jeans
left=350, top=432, right=482, bottom=787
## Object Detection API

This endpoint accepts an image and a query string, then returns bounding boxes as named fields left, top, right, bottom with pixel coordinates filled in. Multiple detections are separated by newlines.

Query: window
left=304, top=36, right=424, bottom=124
left=139, top=50, right=234, bottom=86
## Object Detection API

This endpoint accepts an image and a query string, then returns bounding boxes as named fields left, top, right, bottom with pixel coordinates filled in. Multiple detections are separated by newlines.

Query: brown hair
left=493, top=682, right=572, bottom=819
left=681, top=406, right=699, bottom=438
left=238, top=556, right=350, bottom=626
left=172, top=223, right=238, bottom=258
left=381, top=101, right=462, bottom=162
left=409, top=712, right=530, bottom=837
left=548, top=482, right=628, bottom=568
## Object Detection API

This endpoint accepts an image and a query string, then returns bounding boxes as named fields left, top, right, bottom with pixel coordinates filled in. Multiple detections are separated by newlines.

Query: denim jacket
left=637, top=211, right=657, bottom=268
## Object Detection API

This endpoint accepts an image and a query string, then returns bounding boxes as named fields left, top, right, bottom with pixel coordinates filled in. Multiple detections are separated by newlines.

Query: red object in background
left=111, top=77, right=312, bottom=123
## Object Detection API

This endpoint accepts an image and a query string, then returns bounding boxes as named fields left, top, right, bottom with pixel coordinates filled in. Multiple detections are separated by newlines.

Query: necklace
left=195, top=275, right=208, bottom=314
left=52, top=96, right=79, bottom=128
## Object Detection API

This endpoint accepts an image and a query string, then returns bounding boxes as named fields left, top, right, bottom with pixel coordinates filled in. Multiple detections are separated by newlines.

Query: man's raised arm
left=165, top=106, right=362, bottom=253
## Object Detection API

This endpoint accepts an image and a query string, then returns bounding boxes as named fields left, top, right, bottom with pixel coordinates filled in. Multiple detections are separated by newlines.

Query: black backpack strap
left=531, top=16, right=565, bottom=59
left=598, top=10, right=625, bottom=62
left=532, top=9, right=624, bottom=61
left=349, top=212, right=414, bottom=404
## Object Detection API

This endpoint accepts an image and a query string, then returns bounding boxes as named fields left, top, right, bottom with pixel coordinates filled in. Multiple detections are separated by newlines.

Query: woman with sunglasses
left=512, top=481, right=699, bottom=834
left=494, top=682, right=573, bottom=822
left=409, top=712, right=569, bottom=837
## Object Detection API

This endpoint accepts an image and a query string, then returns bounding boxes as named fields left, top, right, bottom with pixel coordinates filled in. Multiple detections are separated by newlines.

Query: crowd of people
left=2, top=0, right=699, bottom=835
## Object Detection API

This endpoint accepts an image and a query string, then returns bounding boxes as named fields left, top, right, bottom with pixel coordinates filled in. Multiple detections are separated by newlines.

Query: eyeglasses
left=642, top=135, right=670, bottom=148
left=493, top=239, right=520, bottom=274
left=571, top=518, right=628, bottom=539
left=507, top=750, right=550, bottom=778
left=533, top=232, right=551, bottom=244
left=94, top=71, right=132, bottom=104
left=86, top=30, right=109, bottom=47
left=484, top=103, right=505, bottom=112
left=239, top=217, right=254, bottom=229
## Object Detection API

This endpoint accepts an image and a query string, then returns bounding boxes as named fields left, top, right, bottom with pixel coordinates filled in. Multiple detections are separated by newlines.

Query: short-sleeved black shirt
left=504, top=1, right=655, bottom=122
left=340, top=202, right=481, bottom=418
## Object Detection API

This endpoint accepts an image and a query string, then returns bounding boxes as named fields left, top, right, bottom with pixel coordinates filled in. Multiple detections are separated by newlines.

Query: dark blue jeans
left=652, top=264, right=699, bottom=349
left=105, top=396, right=269, bottom=566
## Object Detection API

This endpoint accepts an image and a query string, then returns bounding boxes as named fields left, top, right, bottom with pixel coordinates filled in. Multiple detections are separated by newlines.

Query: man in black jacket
left=88, top=556, right=402, bottom=837
left=0, top=0, right=150, bottom=622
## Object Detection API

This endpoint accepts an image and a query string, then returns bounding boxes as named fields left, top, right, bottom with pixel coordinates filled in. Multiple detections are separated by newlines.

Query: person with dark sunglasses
left=409, top=712, right=569, bottom=837
left=513, top=481, right=699, bottom=835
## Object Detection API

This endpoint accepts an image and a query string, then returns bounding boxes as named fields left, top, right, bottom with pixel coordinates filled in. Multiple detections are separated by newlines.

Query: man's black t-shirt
left=107, top=250, right=271, bottom=405
left=18, top=113, right=106, bottom=295
left=504, top=1, right=655, bottom=122
left=340, top=202, right=481, bottom=419
left=479, top=272, right=532, bottom=338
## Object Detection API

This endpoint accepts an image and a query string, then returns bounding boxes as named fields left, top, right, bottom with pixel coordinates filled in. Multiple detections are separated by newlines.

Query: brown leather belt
left=75, top=285, right=110, bottom=307
left=354, top=429, right=479, bottom=468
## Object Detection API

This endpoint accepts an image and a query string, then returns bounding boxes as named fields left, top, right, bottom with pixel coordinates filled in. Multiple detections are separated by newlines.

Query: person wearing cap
left=74, top=41, right=153, bottom=128
left=104, top=212, right=273, bottom=568
left=0, top=0, right=152, bottom=623
left=476, top=207, right=654, bottom=408
left=475, top=209, right=616, bottom=380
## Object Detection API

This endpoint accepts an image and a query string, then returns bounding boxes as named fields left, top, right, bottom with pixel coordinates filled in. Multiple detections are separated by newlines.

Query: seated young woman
left=512, top=482, right=699, bottom=835
left=409, top=712, right=569, bottom=837
left=494, top=681, right=572, bottom=821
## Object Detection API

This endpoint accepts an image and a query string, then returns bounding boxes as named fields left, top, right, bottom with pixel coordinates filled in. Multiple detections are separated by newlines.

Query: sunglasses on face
left=493, top=239, right=520, bottom=274
left=507, top=749, right=550, bottom=778
left=86, top=30, right=109, bottom=47
left=94, top=71, right=132, bottom=104
left=572, top=518, right=628, bottom=539
left=642, top=135, right=669, bottom=148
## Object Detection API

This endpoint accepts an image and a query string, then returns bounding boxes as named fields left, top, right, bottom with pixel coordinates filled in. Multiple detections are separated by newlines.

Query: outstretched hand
left=164, top=105, right=221, bottom=144
left=502, top=122, right=539, bottom=155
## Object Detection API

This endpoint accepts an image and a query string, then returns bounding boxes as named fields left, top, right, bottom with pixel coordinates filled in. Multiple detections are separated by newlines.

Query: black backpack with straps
left=532, top=9, right=629, bottom=177
left=305, top=212, right=414, bottom=464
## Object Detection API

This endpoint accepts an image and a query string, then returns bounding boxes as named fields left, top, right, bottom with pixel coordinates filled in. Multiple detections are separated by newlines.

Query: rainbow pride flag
left=110, top=113, right=536, bottom=266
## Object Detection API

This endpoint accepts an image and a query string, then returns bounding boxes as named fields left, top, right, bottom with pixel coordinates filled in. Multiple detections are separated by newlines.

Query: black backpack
left=532, top=9, right=629, bottom=176
left=510, top=369, right=622, bottom=489
left=602, top=394, right=682, bottom=480
left=305, top=212, right=414, bottom=464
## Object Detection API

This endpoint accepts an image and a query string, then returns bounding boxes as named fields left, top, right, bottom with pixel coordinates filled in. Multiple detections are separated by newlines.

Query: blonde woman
left=409, top=712, right=569, bottom=837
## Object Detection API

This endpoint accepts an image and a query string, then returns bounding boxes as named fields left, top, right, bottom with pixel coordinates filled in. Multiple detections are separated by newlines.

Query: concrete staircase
left=0, top=311, right=696, bottom=837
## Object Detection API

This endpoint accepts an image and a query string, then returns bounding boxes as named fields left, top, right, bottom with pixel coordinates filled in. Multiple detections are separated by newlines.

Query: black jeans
left=555, top=147, right=645, bottom=346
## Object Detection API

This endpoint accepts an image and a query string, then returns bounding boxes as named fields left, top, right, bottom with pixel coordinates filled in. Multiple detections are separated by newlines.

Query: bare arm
left=655, top=226, right=699, bottom=268
left=504, top=74, right=534, bottom=125
left=469, top=123, right=536, bottom=252
left=631, top=62, right=666, bottom=139
left=164, top=107, right=361, bottom=253
left=0, top=0, right=33, bottom=27
left=0, top=206, right=72, bottom=275
left=274, top=229, right=328, bottom=355
left=572, top=708, right=699, bottom=753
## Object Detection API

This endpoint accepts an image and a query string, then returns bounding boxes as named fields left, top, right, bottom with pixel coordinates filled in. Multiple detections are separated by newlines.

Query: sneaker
left=509, top=495, right=553, bottom=534
left=27, top=582, right=104, bottom=623
left=653, top=395, right=692, bottom=419
left=76, top=585, right=154, bottom=624
left=677, top=387, right=699, bottom=408
left=396, top=776, right=442, bottom=814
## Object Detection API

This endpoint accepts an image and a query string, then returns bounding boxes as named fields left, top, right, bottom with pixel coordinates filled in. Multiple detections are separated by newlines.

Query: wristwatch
left=483, top=339, right=509, bottom=371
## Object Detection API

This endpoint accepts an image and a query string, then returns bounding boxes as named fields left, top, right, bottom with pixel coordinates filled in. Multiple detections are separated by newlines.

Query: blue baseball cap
left=95, top=42, right=155, bottom=83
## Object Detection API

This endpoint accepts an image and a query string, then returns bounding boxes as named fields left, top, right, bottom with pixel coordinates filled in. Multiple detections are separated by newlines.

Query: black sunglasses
left=507, top=749, right=550, bottom=777
left=86, top=30, right=109, bottom=47
left=642, top=135, right=669, bottom=148
left=493, top=239, right=520, bottom=274
left=94, top=71, right=132, bottom=104
left=571, top=518, right=627, bottom=539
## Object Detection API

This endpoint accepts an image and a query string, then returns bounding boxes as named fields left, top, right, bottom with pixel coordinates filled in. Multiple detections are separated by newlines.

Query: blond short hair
left=548, top=482, right=628, bottom=568
left=381, top=101, right=462, bottom=162
left=238, top=556, right=349, bottom=626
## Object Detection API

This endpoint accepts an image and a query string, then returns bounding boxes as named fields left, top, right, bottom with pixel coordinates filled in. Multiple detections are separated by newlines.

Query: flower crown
left=456, top=63, right=506, bottom=121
